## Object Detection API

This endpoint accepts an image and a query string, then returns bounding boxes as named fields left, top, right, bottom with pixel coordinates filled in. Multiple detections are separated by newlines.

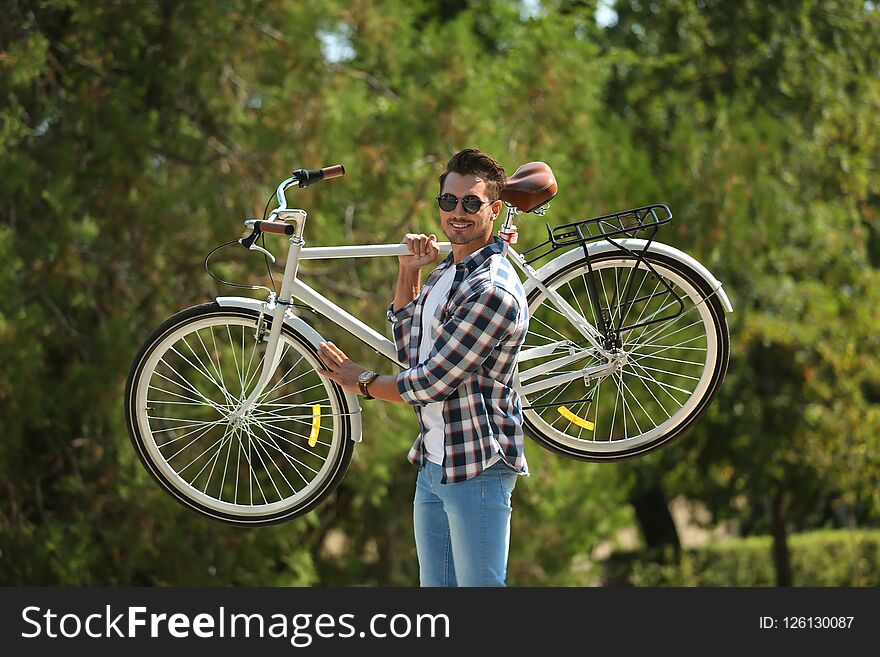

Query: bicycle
left=124, top=162, right=733, bottom=525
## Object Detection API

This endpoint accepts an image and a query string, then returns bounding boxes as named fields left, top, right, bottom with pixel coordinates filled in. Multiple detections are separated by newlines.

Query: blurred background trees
left=1, top=0, right=877, bottom=585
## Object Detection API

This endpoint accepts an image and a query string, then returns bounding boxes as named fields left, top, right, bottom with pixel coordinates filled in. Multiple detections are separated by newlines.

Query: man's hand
left=398, top=233, right=440, bottom=271
left=316, top=341, right=364, bottom=395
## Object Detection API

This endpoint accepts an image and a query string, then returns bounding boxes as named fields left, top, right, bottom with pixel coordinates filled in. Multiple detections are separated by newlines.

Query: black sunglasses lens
left=461, top=196, right=484, bottom=214
left=438, top=195, right=458, bottom=212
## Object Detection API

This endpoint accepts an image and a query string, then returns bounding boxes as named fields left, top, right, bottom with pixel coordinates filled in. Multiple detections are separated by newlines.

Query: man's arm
left=393, top=267, right=422, bottom=312
left=388, top=233, right=440, bottom=362
left=318, top=234, right=441, bottom=403
left=316, top=286, right=522, bottom=405
left=316, top=342, right=408, bottom=403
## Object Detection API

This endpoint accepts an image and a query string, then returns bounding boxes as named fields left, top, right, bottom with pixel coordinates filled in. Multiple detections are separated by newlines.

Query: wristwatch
left=357, top=370, right=379, bottom=400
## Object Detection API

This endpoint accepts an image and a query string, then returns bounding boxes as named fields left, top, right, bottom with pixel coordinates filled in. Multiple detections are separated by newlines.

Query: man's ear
left=492, top=199, right=503, bottom=217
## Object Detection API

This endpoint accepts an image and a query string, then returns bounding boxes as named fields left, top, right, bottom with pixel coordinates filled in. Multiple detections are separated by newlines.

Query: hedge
left=600, top=529, right=880, bottom=586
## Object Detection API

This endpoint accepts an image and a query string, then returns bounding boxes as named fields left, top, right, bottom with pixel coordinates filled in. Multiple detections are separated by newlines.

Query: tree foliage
left=1, top=0, right=877, bottom=585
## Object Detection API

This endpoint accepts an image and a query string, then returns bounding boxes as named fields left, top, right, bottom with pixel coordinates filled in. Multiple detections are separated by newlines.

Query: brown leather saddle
left=500, top=161, right=558, bottom=213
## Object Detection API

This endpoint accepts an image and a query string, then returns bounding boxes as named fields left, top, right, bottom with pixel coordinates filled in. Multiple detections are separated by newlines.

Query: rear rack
left=519, top=203, right=682, bottom=342
left=520, top=203, right=672, bottom=265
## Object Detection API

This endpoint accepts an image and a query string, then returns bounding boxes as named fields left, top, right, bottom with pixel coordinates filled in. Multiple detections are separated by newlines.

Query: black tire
left=124, top=302, right=354, bottom=525
left=520, top=250, right=730, bottom=461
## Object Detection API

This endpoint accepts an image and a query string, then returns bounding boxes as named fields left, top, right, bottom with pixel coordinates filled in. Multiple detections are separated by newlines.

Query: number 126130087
left=760, top=616, right=854, bottom=630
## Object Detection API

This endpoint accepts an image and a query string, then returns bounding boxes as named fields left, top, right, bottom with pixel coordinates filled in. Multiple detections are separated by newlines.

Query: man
left=316, top=148, right=529, bottom=587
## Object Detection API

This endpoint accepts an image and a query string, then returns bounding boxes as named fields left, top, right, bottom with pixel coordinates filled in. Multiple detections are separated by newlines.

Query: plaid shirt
left=387, top=237, right=529, bottom=484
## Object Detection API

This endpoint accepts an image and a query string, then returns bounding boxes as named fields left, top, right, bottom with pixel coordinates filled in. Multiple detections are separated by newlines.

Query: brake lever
left=238, top=226, right=277, bottom=263
left=249, top=242, right=276, bottom=263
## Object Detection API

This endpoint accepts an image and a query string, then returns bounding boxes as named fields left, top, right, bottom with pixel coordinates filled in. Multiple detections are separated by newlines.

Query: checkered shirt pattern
left=386, top=237, right=530, bottom=484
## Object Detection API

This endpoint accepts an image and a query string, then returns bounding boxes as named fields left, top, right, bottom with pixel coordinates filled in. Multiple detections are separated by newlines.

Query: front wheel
left=124, top=302, right=355, bottom=525
left=518, top=250, right=730, bottom=461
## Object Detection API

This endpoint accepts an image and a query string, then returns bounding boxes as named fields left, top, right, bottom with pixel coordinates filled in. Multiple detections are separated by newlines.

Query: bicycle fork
left=231, top=214, right=306, bottom=419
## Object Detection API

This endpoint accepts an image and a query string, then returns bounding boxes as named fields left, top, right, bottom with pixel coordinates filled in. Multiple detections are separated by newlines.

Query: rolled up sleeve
left=387, top=300, right=416, bottom=364
left=396, top=285, right=520, bottom=405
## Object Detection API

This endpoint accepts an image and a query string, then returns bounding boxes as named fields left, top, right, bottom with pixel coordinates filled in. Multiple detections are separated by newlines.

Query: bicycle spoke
left=565, top=281, right=588, bottom=327
left=625, top=359, right=693, bottom=399
left=628, top=341, right=708, bottom=353
left=592, top=376, right=602, bottom=438
left=236, top=429, right=266, bottom=505
left=148, top=384, right=218, bottom=407
left=150, top=417, right=224, bottom=437
left=175, top=427, right=230, bottom=475
left=633, top=362, right=701, bottom=383
left=629, top=362, right=673, bottom=421
left=225, top=324, right=245, bottom=400
left=622, top=273, right=661, bottom=330
left=254, top=349, right=308, bottom=402
left=181, top=335, right=234, bottom=405
left=196, top=327, right=226, bottom=388
left=248, top=421, right=321, bottom=478
left=170, top=343, right=229, bottom=401
left=628, top=351, right=705, bottom=368
left=248, top=413, right=333, bottom=450
left=192, top=428, right=235, bottom=491
left=240, top=326, right=247, bottom=398
left=207, top=325, right=233, bottom=402
left=628, top=334, right=708, bottom=359
left=617, top=266, right=648, bottom=329
left=155, top=361, right=226, bottom=413
left=619, top=372, right=651, bottom=435
left=543, top=379, right=577, bottom=428
left=596, top=266, right=614, bottom=329
left=609, top=372, right=621, bottom=441
left=234, top=424, right=243, bottom=505
left=218, top=421, right=235, bottom=501
left=528, top=314, right=571, bottom=343
left=245, top=430, right=287, bottom=501
left=630, top=320, right=705, bottom=348
left=624, top=295, right=704, bottom=348
left=241, top=328, right=262, bottom=396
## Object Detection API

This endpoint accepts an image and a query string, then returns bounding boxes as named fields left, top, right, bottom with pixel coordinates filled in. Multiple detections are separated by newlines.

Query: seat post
left=501, top=202, right=517, bottom=230
left=498, top=203, right=520, bottom=255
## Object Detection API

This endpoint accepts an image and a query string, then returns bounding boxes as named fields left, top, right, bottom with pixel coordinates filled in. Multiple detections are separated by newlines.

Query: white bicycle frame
left=228, top=176, right=733, bottom=419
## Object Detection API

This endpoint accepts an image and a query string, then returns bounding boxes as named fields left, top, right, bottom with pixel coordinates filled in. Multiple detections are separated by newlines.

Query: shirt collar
left=438, top=236, right=505, bottom=274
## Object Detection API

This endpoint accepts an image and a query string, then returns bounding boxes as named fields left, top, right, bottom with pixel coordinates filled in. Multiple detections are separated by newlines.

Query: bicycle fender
left=523, top=239, right=733, bottom=313
left=216, top=296, right=364, bottom=443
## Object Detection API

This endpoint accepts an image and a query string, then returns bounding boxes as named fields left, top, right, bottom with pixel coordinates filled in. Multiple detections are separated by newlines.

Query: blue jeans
left=413, top=459, right=518, bottom=587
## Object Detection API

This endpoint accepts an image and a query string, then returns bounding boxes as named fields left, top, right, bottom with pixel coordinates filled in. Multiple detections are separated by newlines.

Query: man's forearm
left=365, top=375, right=406, bottom=403
left=393, top=267, right=421, bottom=311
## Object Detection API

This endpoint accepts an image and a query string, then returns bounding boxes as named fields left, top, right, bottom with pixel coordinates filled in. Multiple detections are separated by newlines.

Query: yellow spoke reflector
left=308, top=404, right=322, bottom=447
left=557, top=406, right=595, bottom=430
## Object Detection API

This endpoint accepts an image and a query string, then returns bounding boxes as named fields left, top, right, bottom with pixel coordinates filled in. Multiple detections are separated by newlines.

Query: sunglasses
left=436, top=193, right=494, bottom=214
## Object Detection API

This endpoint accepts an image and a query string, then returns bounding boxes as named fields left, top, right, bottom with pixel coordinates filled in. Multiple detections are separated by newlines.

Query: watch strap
left=358, top=371, right=378, bottom=399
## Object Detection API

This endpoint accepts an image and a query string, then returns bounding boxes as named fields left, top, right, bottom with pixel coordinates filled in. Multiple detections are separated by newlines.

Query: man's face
left=439, top=172, right=502, bottom=246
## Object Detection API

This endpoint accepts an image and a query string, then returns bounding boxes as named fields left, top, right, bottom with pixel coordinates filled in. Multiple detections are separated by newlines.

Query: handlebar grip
left=292, top=164, right=346, bottom=187
left=321, top=164, right=345, bottom=180
left=255, top=221, right=294, bottom=235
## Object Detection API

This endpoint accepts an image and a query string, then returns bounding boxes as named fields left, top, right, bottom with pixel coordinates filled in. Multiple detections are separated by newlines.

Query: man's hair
left=439, top=149, right=506, bottom=202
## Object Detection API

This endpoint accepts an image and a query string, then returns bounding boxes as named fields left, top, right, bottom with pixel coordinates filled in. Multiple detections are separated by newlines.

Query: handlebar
left=293, top=164, right=346, bottom=188
left=240, top=165, right=345, bottom=257
left=271, top=164, right=346, bottom=215
left=244, top=220, right=294, bottom=236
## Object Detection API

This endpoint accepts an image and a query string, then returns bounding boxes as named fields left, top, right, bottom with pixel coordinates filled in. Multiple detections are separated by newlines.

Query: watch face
left=358, top=370, right=376, bottom=383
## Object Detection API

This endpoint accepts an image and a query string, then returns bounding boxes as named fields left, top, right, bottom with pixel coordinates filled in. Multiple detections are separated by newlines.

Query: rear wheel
left=124, top=302, right=354, bottom=525
left=518, top=251, right=729, bottom=461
